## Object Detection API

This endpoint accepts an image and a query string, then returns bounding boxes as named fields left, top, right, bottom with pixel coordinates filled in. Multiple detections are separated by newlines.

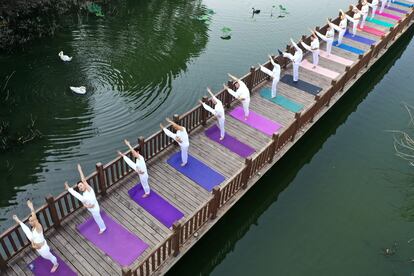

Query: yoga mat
left=29, top=254, right=77, bottom=276
left=366, top=18, right=394, bottom=28
left=77, top=211, right=148, bottom=266
left=358, top=26, right=386, bottom=36
left=375, top=11, right=401, bottom=20
left=319, top=50, right=354, bottom=66
left=333, top=41, right=365, bottom=55
left=260, top=87, right=304, bottom=113
left=300, top=59, right=340, bottom=79
left=386, top=6, right=409, bottom=13
left=229, top=106, right=283, bottom=136
left=128, top=184, right=184, bottom=228
left=167, top=152, right=225, bottom=191
left=205, top=125, right=255, bottom=158
left=394, top=1, right=413, bottom=7
left=280, top=74, right=322, bottom=95
left=344, top=32, right=376, bottom=45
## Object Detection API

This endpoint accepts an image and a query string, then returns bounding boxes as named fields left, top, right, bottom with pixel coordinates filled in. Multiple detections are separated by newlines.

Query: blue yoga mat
left=333, top=41, right=365, bottom=55
left=394, top=1, right=413, bottom=7
left=260, top=88, right=303, bottom=113
left=280, top=74, right=322, bottom=95
left=344, top=32, right=376, bottom=45
left=167, top=152, right=225, bottom=191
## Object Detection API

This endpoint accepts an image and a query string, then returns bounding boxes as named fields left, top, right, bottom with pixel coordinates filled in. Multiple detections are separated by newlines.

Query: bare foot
left=51, top=263, right=59, bottom=273
left=312, top=66, right=316, bottom=69
left=142, top=193, right=149, bottom=198
left=244, top=117, right=248, bottom=121
left=219, top=137, right=224, bottom=141
left=99, top=228, right=107, bottom=235
left=181, top=163, right=187, bottom=167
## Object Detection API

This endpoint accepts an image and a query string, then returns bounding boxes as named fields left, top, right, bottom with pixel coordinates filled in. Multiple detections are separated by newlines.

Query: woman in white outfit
left=259, top=55, right=281, bottom=98
left=357, top=1, right=370, bottom=28
left=280, top=38, right=303, bottom=82
left=301, top=32, right=320, bottom=68
left=65, top=164, right=106, bottom=234
left=13, top=201, right=59, bottom=273
left=328, top=11, right=347, bottom=45
left=345, top=6, right=362, bottom=36
left=225, top=74, right=251, bottom=120
left=118, top=139, right=150, bottom=198
left=200, top=88, right=225, bottom=140
left=380, top=0, right=389, bottom=14
left=316, top=24, right=335, bottom=56
left=161, top=118, right=190, bottom=166
left=368, top=0, right=379, bottom=19
left=387, top=0, right=395, bottom=7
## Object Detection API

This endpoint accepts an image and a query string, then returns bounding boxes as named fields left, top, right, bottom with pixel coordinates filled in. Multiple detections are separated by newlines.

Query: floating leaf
left=221, top=26, right=232, bottom=33
left=279, top=4, right=287, bottom=11
left=197, top=14, right=211, bottom=21
left=207, top=8, right=216, bottom=15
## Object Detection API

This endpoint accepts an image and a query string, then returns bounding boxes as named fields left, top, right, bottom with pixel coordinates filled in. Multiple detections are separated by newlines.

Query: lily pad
left=221, top=27, right=232, bottom=33
left=207, top=9, right=216, bottom=15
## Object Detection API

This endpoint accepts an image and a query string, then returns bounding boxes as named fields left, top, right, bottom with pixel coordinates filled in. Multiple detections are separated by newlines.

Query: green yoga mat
left=260, top=88, right=303, bottom=113
left=366, top=18, right=393, bottom=28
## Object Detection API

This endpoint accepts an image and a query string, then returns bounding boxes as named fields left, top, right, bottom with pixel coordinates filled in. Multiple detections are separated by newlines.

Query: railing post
left=311, top=95, right=320, bottom=123
left=45, top=195, right=61, bottom=229
left=242, top=157, right=252, bottom=189
left=248, top=66, right=256, bottom=91
left=122, top=268, right=132, bottom=276
left=291, top=112, right=301, bottom=142
left=96, top=162, right=107, bottom=196
left=209, top=186, right=221, bottom=219
left=268, top=133, right=279, bottom=163
left=138, top=136, right=145, bottom=159
left=201, top=96, right=208, bottom=126
left=327, top=80, right=336, bottom=107
left=0, top=256, right=7, bottom=273
left=172, top=221, right=182, bottom=257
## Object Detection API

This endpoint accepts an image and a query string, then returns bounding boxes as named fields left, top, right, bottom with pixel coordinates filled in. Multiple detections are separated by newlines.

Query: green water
left=1, top=0, right=414, bottom=274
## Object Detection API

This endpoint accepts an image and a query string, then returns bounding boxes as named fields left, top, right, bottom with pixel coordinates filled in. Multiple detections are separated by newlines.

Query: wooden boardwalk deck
left=1, top=2, right=413, bottom=275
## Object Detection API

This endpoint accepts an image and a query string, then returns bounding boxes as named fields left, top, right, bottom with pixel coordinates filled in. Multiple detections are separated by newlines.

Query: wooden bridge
left=1, top=1, right=414, bottom=275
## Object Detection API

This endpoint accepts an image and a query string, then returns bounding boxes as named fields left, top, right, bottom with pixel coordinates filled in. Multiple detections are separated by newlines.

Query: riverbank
left=0, top=0, right=111, bottom=51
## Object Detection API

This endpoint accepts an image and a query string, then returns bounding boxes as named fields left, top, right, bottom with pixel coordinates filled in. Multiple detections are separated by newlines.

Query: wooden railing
left=1, top=3, right=413, bottom=274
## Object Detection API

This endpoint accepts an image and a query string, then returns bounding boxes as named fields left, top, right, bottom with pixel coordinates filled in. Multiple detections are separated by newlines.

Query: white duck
left=70, top=86, right=86, bottom=95
left=58, top=51, right=72, bottom=62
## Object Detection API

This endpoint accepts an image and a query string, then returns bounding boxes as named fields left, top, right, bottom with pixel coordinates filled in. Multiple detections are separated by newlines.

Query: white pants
left=380, top=0, right=387, bottom=13
left=241, top=98, right=250, bottom=117
left=312, top=50, right=319, bottom=66
left=293, top=63, right=300, bottom=81
left=217, top=117, right=225, bottom=138
left=360, top=14, right=368, bottom=28
left=19, top=223, right=58, bottom=266
left=37, top=244, right=58, bottom=266
left=181, top=145, right=189, bottom=164
left=370, top=6, right=377, bottom=18
left=351, top=21, right=358, bottom=35
left=139, top=173, right=150, bottom=194
left=89, top=208, right=106, bottom=232
left=317, top=34, right=333, bottom=56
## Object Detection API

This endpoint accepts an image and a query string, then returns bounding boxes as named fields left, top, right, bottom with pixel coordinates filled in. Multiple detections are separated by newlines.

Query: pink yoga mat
left=375, top=11, right=401, bottom=20
left=319, top=50, right=354, bottom=66
left=358, top=26, right=386, bottom=37
left=229, top=107, right=282, bottom=136
left=300, top=59, right=340, bottom=79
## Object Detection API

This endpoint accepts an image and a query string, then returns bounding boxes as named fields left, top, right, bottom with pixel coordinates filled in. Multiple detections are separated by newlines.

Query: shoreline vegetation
left=0, top=0, right=111, bottom=52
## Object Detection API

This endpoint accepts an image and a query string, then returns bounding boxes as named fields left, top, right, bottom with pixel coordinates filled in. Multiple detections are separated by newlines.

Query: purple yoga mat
left=77, top=211, right=148, bottom=266
left=229, top=106, right=282, bottom=136
left=167, top=152, right=225, bottom=191
left=29, top=253, right=77, bottom=276
left=386, top=6, right=408, bottom=14
left=205, top=125, right=255, bottom=158
left=128, top=184, right=184, bottom=228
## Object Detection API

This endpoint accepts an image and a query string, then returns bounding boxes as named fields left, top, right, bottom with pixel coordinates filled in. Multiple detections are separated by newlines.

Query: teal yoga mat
left=260, top=88, right=303, bottom=113
left=366, top=18, right=394, bottom=28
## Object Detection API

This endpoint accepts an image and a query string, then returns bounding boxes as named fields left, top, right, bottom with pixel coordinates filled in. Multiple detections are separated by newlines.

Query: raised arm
left=300, top=41, right=311, bottom=51
left=124, top=139, right=139, bottom=158
left=206, top=88, right=218, bottom=102
left=166, top=118, right=184, bottom=131
left=77, top=164, right=91, bottom=191
left=269, top=55, right=277, bottom=67
left=27, top=200, right=42, bottom=232
left=290, top=38, right=300, bottom=51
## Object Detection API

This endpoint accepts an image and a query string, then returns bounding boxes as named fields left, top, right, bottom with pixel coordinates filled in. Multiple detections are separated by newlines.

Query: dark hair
left=77, top=181, right=83, bottom=185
